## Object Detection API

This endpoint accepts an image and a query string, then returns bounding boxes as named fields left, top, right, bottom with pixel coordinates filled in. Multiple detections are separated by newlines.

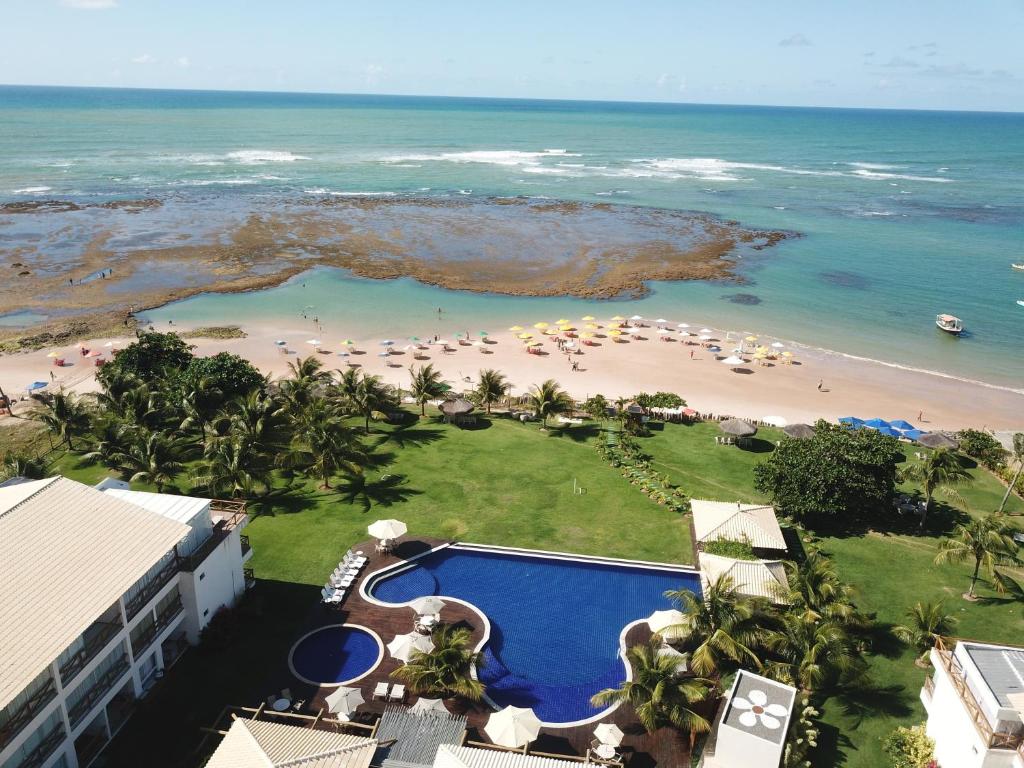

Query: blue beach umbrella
left=875, top=426, right=901, bottom=438
left=902, top=429, right=925, bottom=441
left=838, top=417, right=863, bottom=428
left=26, top=381, right=48, bottom=392
left=890, top=419, right=916, bottom=431
left=863, top=418, right=891, bottom=430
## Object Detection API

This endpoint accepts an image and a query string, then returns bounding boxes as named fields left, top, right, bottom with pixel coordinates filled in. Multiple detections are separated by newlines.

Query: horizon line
left=2, top=82, right=1022, bottom=116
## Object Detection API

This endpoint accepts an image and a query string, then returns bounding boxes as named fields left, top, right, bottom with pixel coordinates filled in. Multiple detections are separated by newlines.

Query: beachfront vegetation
left=881, top=724, right=936, bottom=768
left=528, top=378, right=572, bottom=427
left=390, top=624, right=486, bottom=701
left=408, top=362, right=447, bottom=416
left=892, top=602, right=958, bottom=664
left=898, top=448, right=972, bottom=527
left=934, top=513, right=1022, bottom=599
left=473, top=368, right=510, bottom=414
left=753, top=421, right=902, bottom=526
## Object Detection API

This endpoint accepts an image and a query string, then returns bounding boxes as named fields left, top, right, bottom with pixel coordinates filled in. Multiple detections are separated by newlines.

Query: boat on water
left=935, top=314, right=963, bottom=335
left=1013, top=263, right=1024, bottom=271
left=1017, top=300, right=1024, bottom=307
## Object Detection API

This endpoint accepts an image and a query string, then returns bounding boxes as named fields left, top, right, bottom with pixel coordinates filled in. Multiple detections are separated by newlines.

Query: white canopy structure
left=691, top=499, right=786, bottom=551
left=387, top=631, right=434, bottom=663
left=593, top=723, right=625, bottom=747
left=646, top=609, right=685, bottom=640
left=325, top=686, right=365, bottom=718
left=484, top=706, right=542, bottom=748
left=699, top=552, right=790, bottom=604
left=368, top=518, right=408, bottom=541
left=409, top=697, right=449, bottom=715
left=410, top=596, right=446, bottom=616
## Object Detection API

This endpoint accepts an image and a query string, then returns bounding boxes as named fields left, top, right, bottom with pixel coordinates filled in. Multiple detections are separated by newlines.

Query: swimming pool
left=366, top=544, right=700, bottom=725
left=288, top=624, right=383, bottom=686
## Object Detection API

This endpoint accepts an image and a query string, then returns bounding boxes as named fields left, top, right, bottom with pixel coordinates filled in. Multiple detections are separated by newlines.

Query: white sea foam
left=303, top=187, right=329, bottom=194
left=381, top=149, right=580, bottom=167
left=225, top=150, right=310, bottom=164
left=327, top=191, right=397, bottom=197
left=457, top=189, right=472, bottom=195
left=846, top=162, right=901, bottom=170
left=12, top=186, right=52, bottom=194
left=621, top=157, right=845, bottom=182
left=168, top=178, right=258, bottom=186
left=850, top=169, right=951, bottom=183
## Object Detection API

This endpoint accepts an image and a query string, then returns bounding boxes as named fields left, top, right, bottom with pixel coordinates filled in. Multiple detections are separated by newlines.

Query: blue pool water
left=369, top=546, right=700, bottom=724
left=289, top=625, right=381, bottom=685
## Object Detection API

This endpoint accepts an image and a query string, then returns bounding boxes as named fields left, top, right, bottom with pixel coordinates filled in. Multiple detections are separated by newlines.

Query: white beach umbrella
left=655, top=318, right=668, bottom=324
left=771, top=341, right=785, bottom=349
left=324, top=686, right=365, bottom=717
left=409, top=697, right=449, bottom=715
left=699, top=328, right=712, bottom=334
left=656, top=328, right=670, bottom=335
left=388, top=631, right=434, bottom=663
left=306, top=339, right=321, bottom=346
left=647, top=609, right=686, bottom=639
left=698, top=334, right=712, bottom=341
left=103, top=341, right=117, bottom=348
left=656, top=644, right=689, bottom=674
left=721, top=355, right=746, bottom=366
left=624, top=326, right=640, bottom=334
left=380, top=339, right=395, bottom=346
left=337, top=351, right=350, bottom=357
left=629, top=314, right=643, bottom=321
left=436, top=339, right=450, bottom=345
left=410, top=596, right=446, bottom=615
left=762, top=415, right=788, bottom=427
left=368, top=519, right=408, bottom=540
left=484, top=706, right=542, bottom=748
left=378, top=351, right=390, bottom=358
left=594, top=723, right=625, bottom=747
left=677, top=323, right=690, bottom=328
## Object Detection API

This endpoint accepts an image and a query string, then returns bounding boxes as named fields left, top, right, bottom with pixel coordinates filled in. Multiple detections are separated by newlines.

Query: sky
left=2, top=0, right=1023, bottom=111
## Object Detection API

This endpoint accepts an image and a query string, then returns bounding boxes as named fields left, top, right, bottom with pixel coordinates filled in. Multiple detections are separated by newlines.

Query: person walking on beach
left=817, top=379, right=823, bottom=392
left=689, top=349, right=694, bottom=359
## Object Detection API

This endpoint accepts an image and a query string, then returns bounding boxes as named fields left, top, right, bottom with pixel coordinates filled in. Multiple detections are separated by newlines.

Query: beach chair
left=388, top=684, right=406, bottom=703
left=373, top=682, right=390, bottom=700
left=280, top=688, right=292, bottom=701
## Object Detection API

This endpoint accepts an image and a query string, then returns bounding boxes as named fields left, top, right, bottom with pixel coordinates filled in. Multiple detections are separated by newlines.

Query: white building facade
left=0, top=476, right=253, bottom=768
left=922, top=640, right=1024, bottom=768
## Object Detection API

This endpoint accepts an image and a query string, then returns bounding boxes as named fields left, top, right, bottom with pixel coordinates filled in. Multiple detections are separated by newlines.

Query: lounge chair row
left=373, top=682, right=406, bottom=702
left=321, top=549, right=369, bottom=605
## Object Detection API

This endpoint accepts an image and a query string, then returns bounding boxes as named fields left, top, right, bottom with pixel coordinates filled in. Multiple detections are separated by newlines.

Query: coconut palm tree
left=663, top=575, right=775, bottom=675
left=281, top=401, right=367, bottom=489
left=893, top=602, right=958, bottom=664
left=193, top=438, right=271, bottom=499
left=118, top=430, right=189, bottom=492
left=528, top=379, right=573, bottom=428
left=31, top=390, right=91, bottom=450
left=786, top=550, right=862, bottom=627
left=997, top=433, right=1024, bottom=514
left=590, top=638, right=716, bottom=735
left=474, top=368, right=510, bottom=414
left=279, top=355, right=331, bottom=414
left=390, top=624, right=486, bottom=701
left=216, top=390, right=292, bottom=456
left=83, top=417, right=137, bottom=472
left=900, top=448, right=973, bottom=528
left=408, top=363, right=447, bottom=417
left=934, top=513, right=1022, bottom=599
left=179, top=376, right=224, bottom=442
left=1, top=453, right=46, bottom=481
left=763, top=612, right=861, bottom=692
left=335, top=370, right=396, bottom=433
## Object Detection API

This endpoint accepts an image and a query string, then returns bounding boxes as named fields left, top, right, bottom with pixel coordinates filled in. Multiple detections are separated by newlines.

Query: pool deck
left=267, top=538, right=699, bottom=768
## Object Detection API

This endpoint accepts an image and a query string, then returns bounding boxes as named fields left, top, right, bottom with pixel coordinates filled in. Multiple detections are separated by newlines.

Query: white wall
left=177, top=528, right=246, bottom=644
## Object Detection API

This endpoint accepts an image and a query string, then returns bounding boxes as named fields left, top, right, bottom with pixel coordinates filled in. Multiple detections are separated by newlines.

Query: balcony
left=179, top=506, right=247, bottom=573
left=0, top=677, right=57, bottom=751
left=922, top=674, right=935, bottom=702
left=130, top=597, right=184, bottom=657
left=15, top=718, right=66, bottom=768
left=244, top=567, right=256, bottom=591
left=240, top=534, right=252, bottom=557
left=59, top=620, right=122, bottom=687
left=67, top=654, right=130, bottom=729
left=124, top=557, right=179, bottom=621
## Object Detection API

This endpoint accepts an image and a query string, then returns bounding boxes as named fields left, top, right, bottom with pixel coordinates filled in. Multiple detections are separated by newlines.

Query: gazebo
left=782, top=423, right=815, bottom=440
left=438, top=397, right=476, bottom=426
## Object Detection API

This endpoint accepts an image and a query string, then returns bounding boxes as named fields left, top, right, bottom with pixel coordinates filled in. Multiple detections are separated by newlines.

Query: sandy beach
left=2, top=317, right=1021, bottom=432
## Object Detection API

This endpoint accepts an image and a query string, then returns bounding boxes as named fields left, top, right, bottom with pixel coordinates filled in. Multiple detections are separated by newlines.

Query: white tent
left=484, top=706, right=542, bottom=748
left=387, top=631, right=433, bottom=663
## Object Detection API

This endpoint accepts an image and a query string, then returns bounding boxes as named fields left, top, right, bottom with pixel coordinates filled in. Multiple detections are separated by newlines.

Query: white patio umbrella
left=306, top=339, right=321, bottom=346
left=762, top=415, right=788, bottom=427
left=388, top=631, right=434, bottom=663
left=629, top=314, right=643, bottom=321
left=698, top=334, right=712, bottom=341
left=368, top=519, right=408, bottom=540
left=594, top=723, right=625, bottom=747
left=721, top=355, right=745, bottom=366
left=324, top=686, right=365, bottom=718
left=655, top=318, right=668, bottom=325
left=656, top=644, right=689, bottom=674
left=484, top=706, right=542, bottom=748
left=677, top=323, right=690, bottom=328
left=699, top=328, right=712, bottom=334
left=656, top=328, right=671, bottom=335
left=380, top=339, right=395, bottom=346
left=410, top=596, right=446, bottom=615
left=409, top=697, right=449, bottom=715
left=771, top=341, right=785, bottom=349
left=103, top=341, right=117, bottom=348
left=647, top=609, right=686, bottom=639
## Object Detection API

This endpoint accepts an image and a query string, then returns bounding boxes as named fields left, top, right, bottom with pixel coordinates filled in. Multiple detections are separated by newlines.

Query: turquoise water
left=2, top=86, right=1023, bottom=385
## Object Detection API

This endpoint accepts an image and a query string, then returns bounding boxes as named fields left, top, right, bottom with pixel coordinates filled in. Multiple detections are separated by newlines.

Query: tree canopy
left=99, top=331, right=194, bottom=383
left=177, top=352, right=264, bottom=400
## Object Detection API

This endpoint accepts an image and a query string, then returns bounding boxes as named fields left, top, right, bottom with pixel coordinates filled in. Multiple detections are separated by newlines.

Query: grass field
left=35, top=414, right=1024, bottom=767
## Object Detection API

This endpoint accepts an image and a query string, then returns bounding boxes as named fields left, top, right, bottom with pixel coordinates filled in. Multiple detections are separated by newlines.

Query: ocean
left=1, top=85, right=1022, bottom=386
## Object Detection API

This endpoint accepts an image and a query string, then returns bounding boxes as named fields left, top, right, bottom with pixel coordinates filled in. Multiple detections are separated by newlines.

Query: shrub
left=635, top=391, right=686, bottom=409
left=703, top=537, right=758, bottom=560
left=958, top=428, right=1008, bottom=470
left=882, top=724, right=935, bottom=768
left=784, top=699, right=819, bottom=768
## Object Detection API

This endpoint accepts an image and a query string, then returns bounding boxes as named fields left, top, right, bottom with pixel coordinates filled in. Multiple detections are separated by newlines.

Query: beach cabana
left=838, top=416, right=864, bottom=428
left=863, top=418, right=891, bottom=430
left=782, top=423, right=815, bottom=440
left=438, top=397, right=476, bottom=426
left=699, top=552, right=790, bottom=604
left=720, top=418, right=757, bottom=438
left=484, top=706, right=541, bottom=749
left=889, top=419, right=916, bottom=431
left=919, top=432, right=959, bottom=449
left=691, top=499, right=787, bottom=553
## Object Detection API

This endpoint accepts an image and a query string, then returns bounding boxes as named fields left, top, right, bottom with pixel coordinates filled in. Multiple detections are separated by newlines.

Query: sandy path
left=2, top=321, right=1021, bottom=432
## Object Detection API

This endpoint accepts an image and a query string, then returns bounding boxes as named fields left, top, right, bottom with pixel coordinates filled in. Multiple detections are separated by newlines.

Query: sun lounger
left=373, top=682, right=390, bottom=700
left=388, top=684, right=406, bottom=703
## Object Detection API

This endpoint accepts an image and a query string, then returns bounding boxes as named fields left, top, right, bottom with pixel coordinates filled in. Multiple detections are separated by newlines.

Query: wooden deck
left=261, top=538, right=694, bottom=768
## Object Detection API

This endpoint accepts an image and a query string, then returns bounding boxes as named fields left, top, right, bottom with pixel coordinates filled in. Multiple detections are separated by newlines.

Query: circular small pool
left=288, top=624, right=383, bottom=686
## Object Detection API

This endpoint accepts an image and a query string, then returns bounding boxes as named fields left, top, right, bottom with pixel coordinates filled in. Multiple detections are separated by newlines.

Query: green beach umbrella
left=479, top=330, right=489, bottom=336
left=409, top=336, right=420, bottom=341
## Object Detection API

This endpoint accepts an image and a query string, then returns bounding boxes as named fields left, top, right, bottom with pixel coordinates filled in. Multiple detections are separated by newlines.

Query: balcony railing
left=15, top=718, right=66, bottom=768
left=67, top=653, right=130, bottom=729
left=240, top=534, right=251, bottom=556
left=922, top=675, right=935, bottom=700
left=933, top=638, right=1024, bottom=752
left=0, top=677, right=57, bottom=751
left=179, top=509, right=247, bottom=572
left=59, top=620, right=122, bottom=686
left=244, top=567, right=255, bottom=590
left=124, top=557, right=179, bottom=621
left=131, top=598, right=184, bottom=657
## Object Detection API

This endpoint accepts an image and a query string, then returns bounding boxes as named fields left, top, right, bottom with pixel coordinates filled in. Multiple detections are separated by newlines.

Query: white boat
left=935, top=314, right=963, bottom=335
left=1018, top=300, right=1024, bottom=307
left=1013, top=263, right=1024, bottom=271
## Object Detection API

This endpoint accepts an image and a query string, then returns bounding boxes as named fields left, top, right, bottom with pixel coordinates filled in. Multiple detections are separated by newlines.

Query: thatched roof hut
left=918, top=432, right=959, bottom=449
left=720, top=418, right=757, bottom=437
left=438, top=398, right=475, bottom=421
left=782, top=423, right=815, bottom=440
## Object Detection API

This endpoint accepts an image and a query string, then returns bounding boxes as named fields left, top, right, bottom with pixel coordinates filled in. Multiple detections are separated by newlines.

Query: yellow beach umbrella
left=543, top=328, right=559, bottom=335
left=559, top=324, right=574, bottom=331
left=555, top=318, right=570, bottom=325
left=518, top=332, right=533, bottom=340
left=527, top=341, right=542, bottom=347
left=509, top=325, right=524, bottom=332
left=608, top=329, right=623, bottom=336
left=585, top=323, right=600, bottom=330
left=533, top=322, right=549, bottom=329
left=579, top=332, right=594, bottom=339
left=745, top=335, right=758, bottom=342
left=46, top=351, right=60, bottom=358
left=610, top=315, right=625, bottom=322
left=581, top=315, right=596, bottom=321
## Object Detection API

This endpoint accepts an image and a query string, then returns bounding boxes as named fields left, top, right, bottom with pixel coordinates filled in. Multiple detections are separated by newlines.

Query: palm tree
left=763, top=612, right=860, bottom=692
left=1, top=453, right=46, bottom=481
left=786, top=551, right=862, bottom=627
left=336, top=370, right=396, bottom=433
left=528, top=379, right=573, bottom=428
left=409, top=363, right=447, bottom=417
left=31, top=390, right=91, bottom=450
left=474, top=368, right=510, bottom=414
left=193, top=438, right=271, bottom=499
left=281, top=401, right=367, bottom=489
left=893, top=602, right=957, bottom=665
left=390, top=624, right=486, bottom=701
left=663, top=575, right=774, bottom=675
left=83, top=417, right=137, bottom=472
left=279, top=356, right=331, bottom=414
left=997, top=432, right=1024, bottom=514
left=119, top=431, right=188, bottom=492
left=591, top=638, right=716, bottom=735
left=218, top=390, right=292, bottom=456
left=900, top=448, right=973, bottom=527
left=934, top=513, right=1022, bottom=599
left=179, top=376, right=224, bottom=442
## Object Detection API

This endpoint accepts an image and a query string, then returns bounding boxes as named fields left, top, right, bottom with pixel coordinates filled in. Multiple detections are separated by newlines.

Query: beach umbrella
left=306, top=339, right=321, bottom=346
left=380, top=339, right=395, bottom=346
left=518, top=332, right=533, bottom=340
left=838, top=417, right=863, bottom=428
left=608, top=330, right=623, bottom=337
left=656, top=644, right=689, bottom=674
left=509, top=325, right=524, bottom=332
left=647, top=609, right=686, bottom=639
left=581, top=315, right=596, bottom=321
left=533, top=322, right=549, bottom=329
left=889, top=419, right=916, bottom=431
left=783, top=423, right=816, bottom=440
left=337, top=351, right=350, bottom=358
left=863, top=418, right=891, bottom=430
left=700, top=328, right=712, bottom=334
left=919, top=432, right=959, bottom=449
left=585, top=323, right=600, bottom=330
left=762, top=415, right=788, bottom=427
left=677, top=322, right=690, bottom=328
left=484, top=706, right=542, bottom=749
left=579, top=332, right=594, bottom=339
left=771, top=341, right=785, bottom=349
left=594, top=723, right=625, bottom=747
left=105, top=341, right=119, bottom=348
left=610, top=315, right=625, bottom=322
left=325, top=686, right=365, bottom=717
left=26, top=381, right=48, bottom=392
left=368, top=518, right=407, bottom=540
left=527, top=341, right=542, bottom=347
left=555, top=318, right=570, bottom=325
left=46, top=351, right=60, bottom=358
left=721, top=355, right=745, bottom=366
left=409, top=697, right=448, bottom=715
left=744, top=335, right=758, bottom=343
left=559, top=324, right=574, bottom=331
left=342, top=339, right=355, bottom=346
left=378, top=351, right=390, bottom=358
left=698, top=334, right=712, bottom=341
left=410, top=596, right=446, bottom=615
left=479, top=330, right=489, bottom=336
left=544, top=328, right=560, bottom=335
left=630, top=314, right=643, bottom=322
left=656, top=328, right=671, bottom=335
left=388, top=631, right=434, bottom=663
left=720, top=418, right=757, bottom=437
left=436, top=339, right=450, bottom=345
left=274, top=340, right=285, bottom=346
left=409, top=336, right=421, bottom=342
left=655, top=318, right=668, bottom=324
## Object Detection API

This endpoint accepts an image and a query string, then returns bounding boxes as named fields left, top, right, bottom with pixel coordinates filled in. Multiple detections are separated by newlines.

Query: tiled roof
left=691, top=500, right=786, bottom=550
left=0, top=477, right=189, bottom=710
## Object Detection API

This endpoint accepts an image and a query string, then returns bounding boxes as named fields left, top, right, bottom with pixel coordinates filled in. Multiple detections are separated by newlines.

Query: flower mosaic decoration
left=732, top=688, right=789, bottom=729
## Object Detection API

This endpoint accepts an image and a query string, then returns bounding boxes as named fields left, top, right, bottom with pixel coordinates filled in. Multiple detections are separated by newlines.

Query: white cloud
left=884, top=56, right=919, bottom=68
left=656, top=73, right=686, bottom=92
left=364, top=63, right=385, bottom=87
left=60, top=0, right=117, bottom=8
left=176, top=56, right=191, bottom=69
left=132, top=54, right=157, bottom=65
left=778, top=33, right=812, bottom=47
